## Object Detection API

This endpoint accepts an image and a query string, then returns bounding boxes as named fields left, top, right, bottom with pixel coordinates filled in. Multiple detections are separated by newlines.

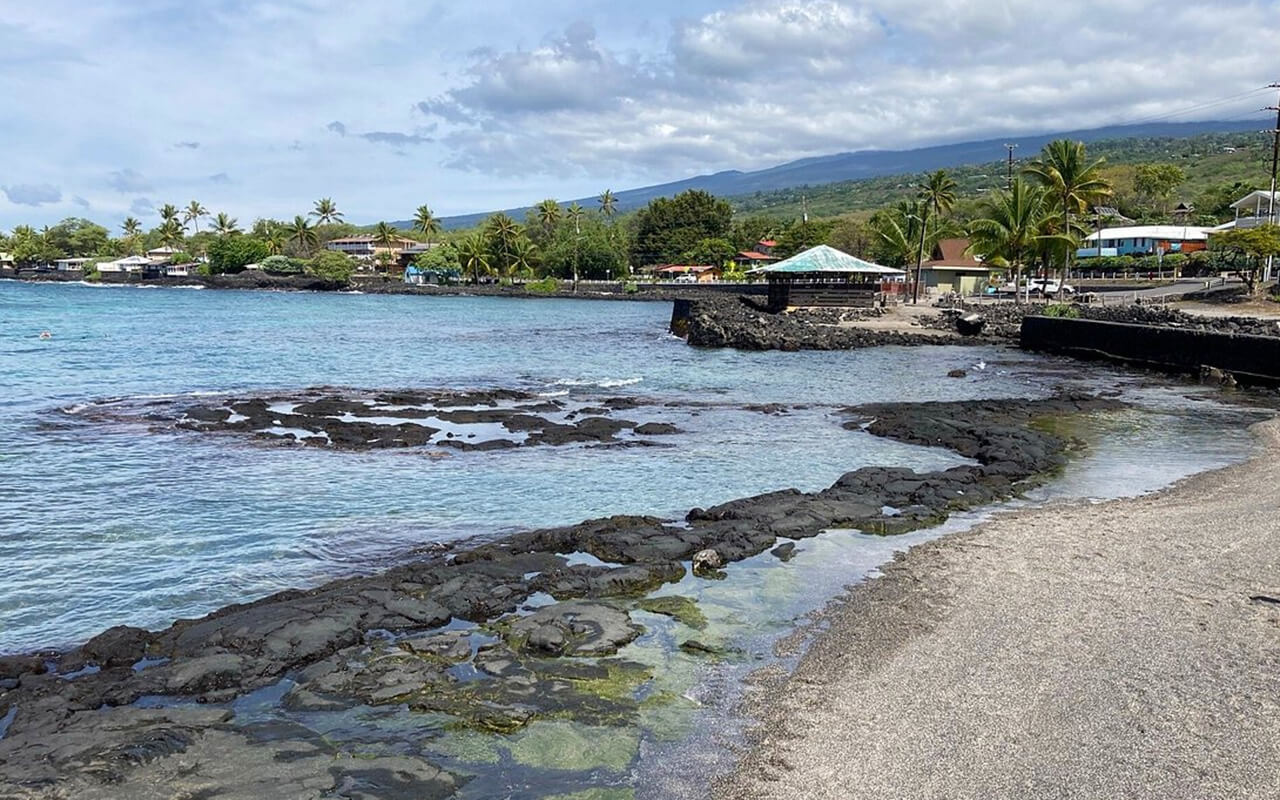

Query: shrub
left=526, top=277, right=560, bottom=295
left=207, top=236, right=269, bottom=274
left=1042, top=303, right=1080, bottom=318
left=260, top=255, right=304, bottom=274
left=306, top=250, right=355, bottom=283
left=623, top=282, right=638, bottom=294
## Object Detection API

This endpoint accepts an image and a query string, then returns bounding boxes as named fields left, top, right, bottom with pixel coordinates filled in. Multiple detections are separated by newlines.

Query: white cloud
left=3, top=184, right=62, bottom=206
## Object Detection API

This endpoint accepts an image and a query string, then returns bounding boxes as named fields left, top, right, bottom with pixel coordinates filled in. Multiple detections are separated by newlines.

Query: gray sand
left=717, top=419, right=1280, bottom=800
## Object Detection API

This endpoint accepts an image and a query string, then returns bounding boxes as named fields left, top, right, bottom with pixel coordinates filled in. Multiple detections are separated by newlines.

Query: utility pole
left=1265, top=83, right=1280, bottom=282
left=1004, top=143, right=1018, bottom=190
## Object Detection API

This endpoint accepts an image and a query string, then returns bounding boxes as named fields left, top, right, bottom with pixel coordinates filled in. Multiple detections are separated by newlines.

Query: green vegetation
left=635, top=595, right=707, bottom=630
left=630, top=190, right=732, bottom=266
left=307, top=250, right=355, bottom=282
left=507, top=721, right=639, bottom=773
left=1042, top=303, right=1081, bottom=318
left=1209, top=224, right=1280, bottom=295
left=207, top=235, right=268, bottom=274
left=526, top=276, right=561, bottom=294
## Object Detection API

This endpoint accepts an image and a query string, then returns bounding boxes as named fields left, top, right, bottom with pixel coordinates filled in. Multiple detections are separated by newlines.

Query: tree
left=45, top=217, right=110, bottom=257
left=183, top=201, right=208, bottom=234
left=1209, top=224, right=1280, bottom=296
left=510, top=236, right=539, bottom=278
left=373, top=221, right=400, bottom=270
left=1133, top=163, right=1187, bottom=217
left=730, top=214, right=780, bottom=252
left=263, top=224, right=286, bottom=255
left=1023, top=140, right=1113, bottom=289
left=207, top=235, right=269, bottom=274
left=158, top=203, right=180, bottom=225
left=212, top=212, right=241, bottom=236
left=967, top=178, right=1058, bottom=302
left=458, top=232, right=491, bottom=284
left=412, top=205, right=440, bottom=246
left=287, top=215, right=318, bottom=256
left=484, top=213, right=522, bottom=278
left=121, top=217, right=143, bottom=254
left=869, top=201, right=927, bottom=269
left=310, top=198, right=343, bottom=225
left=598, top=189, right=618, bottom=219
left=826, top=216, right=873, bottom=258
left=541, top=218, right=627, bottom=280
left=682, top=237, right=736, bottom=266
left=630, top=190, right=733, bottom=266
left=307, top=250, right=355, bottom=283
left=774, top=218, right=835, bottom=258
left=534, top=199, right=561, bottom=239
left=910, top=169, right=959, bottom=302
left=157, top=219, right=185, bottom=249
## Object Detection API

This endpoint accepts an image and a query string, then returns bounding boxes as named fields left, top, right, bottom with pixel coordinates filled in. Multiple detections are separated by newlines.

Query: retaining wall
left=1021, top=315, right=1280, bottom=385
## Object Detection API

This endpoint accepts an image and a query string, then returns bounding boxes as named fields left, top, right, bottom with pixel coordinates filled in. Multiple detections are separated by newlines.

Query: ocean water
left=0, top=280, right=1263, bottom=654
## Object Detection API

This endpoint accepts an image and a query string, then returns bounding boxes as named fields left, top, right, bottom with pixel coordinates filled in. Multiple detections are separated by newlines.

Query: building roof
left=923, top=238, right=990, bottom=271
left=735, top=251, right=778, bottom=261
left=1230, top=190, right=1278, bottom=211
left=1083, top=225, right=1209, bottom=242
left=748, top=244, right=905, bottom=275
left=660, top=264, right=721, bottom=273
left=147, top=246, right=179, bottom=255
left=758, top=239, right=778, bottom=248
left=329, top=235, right=417, bottom=246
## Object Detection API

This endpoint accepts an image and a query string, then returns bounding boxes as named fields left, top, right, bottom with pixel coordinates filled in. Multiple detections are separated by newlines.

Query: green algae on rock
left=635, top=595, right=708, bottom=630
left=508, top=721, right=640, bottom=773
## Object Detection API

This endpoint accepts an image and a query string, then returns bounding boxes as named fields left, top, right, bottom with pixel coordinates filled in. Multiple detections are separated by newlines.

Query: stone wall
left=1021, top=316, right=1280, bottom=385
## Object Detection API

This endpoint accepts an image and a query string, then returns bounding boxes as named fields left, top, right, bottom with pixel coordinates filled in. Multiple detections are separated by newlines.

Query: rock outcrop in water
left=0, top=393, right=1123, bottom=798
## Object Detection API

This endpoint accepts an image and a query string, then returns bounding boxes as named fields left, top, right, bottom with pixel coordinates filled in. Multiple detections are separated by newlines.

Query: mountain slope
left=400, top=120, right=1262, bottom=230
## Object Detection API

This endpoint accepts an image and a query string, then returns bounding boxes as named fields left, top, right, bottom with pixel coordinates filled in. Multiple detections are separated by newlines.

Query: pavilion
left=748, top=245, right=905, bottom=310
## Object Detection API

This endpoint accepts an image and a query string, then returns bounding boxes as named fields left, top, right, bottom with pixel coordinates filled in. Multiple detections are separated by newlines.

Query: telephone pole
left=1265, top=83, right=1280, bottom=281
left=1004, top=143, right=1018, bottom=190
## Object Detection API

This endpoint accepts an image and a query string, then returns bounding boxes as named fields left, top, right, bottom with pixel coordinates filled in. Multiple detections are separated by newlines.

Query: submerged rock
left=506, top=601, right=643, bottom=657
left=636, top=595, right=708, bottom=630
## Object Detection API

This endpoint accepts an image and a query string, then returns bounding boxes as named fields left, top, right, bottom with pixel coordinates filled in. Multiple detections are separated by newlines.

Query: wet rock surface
left=679, top=296, right=960, bottom=351
left=928, top=301, right=1280, bottom=342
left=0, top=393, right=1124, bottom=797
left=68, top=387, right=689, bottom=453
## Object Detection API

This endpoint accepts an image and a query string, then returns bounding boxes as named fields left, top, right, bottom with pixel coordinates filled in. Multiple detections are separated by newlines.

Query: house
left=1077, top=225, right=1209, bottom=258
left=919, top=238, right=995, bottom=296
left=756, top=239, right=779, bottom=256
left=326, top=235, right=418, bottom=262
left=747, top=245, right=905, bottom=310
left=1091, top=206, right=1134, bottom=225
left=0, top=252, right=13, bottom=268
left=146, top=246, right=181, bottom=260
left=97, top=255, right=154, bottom=274
left=734, top=251, right=779, bottom=269
left=166, top=262, right=199, bottom=277
left=1212, top=190, right=1280, bottom=231
left=654, top=264, right=722, bottom=282
left=398, top=241, right=438, bottom=269
left=54, top=257, right=93, bottom=272
left=1172, top=202, right=1195, bottom=223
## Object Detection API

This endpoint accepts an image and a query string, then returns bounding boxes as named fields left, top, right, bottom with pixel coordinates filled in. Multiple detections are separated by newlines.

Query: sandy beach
left=717, top=418, right=1280, bottom=800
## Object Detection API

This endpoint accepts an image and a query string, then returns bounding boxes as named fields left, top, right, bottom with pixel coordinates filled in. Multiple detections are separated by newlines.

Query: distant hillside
left=403, top=120, right=1262, bottom=230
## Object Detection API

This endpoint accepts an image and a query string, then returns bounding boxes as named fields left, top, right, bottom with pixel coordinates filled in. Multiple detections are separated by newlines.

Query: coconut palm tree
left=1023, top=140, right=1113, bottom=291
left=536, top=199, right=561, bottom=235
left=598, top=189, right=617, bottom=219
left=263, top=224, right=287, bottom=256
left=183, top=201, right=208, bottom=234
left=912, top=170, right=959, bottom=302
left=967, top=178, right=1058, bottom=303
left=212, top=212, right=241, bottom=236
left=412, top=205, right=440, bottom=247
left=121, top=217, right=142, bottom=254
left=310, top=197, right=343, bottom=225
left=373, top=221, right=399, bottom=272
left=870, top=200, right=928, bottom=269
left=287, top=215, right=318, bottom=256
left=484, top=214, right=521, bottom=278
left=158, top=219, right=184, bottom=249
left=158, top=203, right=180, bottom=225
left=566, top=202, right=585, bottom=231
left=511, top=236, right=538, bottom=279
left=458, top=232, right=490, bottom=285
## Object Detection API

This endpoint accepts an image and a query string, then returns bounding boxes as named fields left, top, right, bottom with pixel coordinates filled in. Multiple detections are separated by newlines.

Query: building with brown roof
left=920, top=238, right=997, bottom=296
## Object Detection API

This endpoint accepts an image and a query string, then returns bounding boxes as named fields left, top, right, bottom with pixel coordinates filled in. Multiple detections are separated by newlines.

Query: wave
left=551, top=377, right=642, bottom=389
left=537, top=390, right=570, bottom=398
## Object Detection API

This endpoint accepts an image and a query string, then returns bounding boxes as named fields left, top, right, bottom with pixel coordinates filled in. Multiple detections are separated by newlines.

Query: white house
left=146, top=246, right=181, bottom=260
left=1078, top=225, right=1209, bottom=258
left=98, top=255, right=153, bottom=274
left=326, top=235, right=418, bottom=261
left=54, top=257, right=93, bottom=272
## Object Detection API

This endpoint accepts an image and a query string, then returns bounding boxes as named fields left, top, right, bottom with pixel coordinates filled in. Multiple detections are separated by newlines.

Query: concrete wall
left=1021, top=315, right=1280, bottom=385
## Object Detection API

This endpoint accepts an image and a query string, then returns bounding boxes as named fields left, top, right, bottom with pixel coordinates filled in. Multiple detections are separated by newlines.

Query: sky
left=3, top=0, right=1280, bottom=230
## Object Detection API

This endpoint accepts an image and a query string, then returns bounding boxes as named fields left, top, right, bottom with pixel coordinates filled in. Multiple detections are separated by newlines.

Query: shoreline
left=715, top=416, right=1280, bottom=799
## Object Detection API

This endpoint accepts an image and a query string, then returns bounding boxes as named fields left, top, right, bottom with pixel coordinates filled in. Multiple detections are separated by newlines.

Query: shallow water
left=0, top=280, right=1263, bottom=657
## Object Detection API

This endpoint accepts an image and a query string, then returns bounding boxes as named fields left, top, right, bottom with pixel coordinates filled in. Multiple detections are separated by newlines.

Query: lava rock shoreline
left=0, top=393, right=1123, bottom=798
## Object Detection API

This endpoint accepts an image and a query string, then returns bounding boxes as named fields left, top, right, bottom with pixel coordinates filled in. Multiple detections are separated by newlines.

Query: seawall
left=1021, top=316, right=1280, bottom=385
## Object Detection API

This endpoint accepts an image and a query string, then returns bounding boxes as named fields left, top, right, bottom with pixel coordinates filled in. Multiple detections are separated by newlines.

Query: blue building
left=1078, top=225, right=1209, bottom=259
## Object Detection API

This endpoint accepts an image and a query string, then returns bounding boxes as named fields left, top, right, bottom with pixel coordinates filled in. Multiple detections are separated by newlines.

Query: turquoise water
left=0, top=280, right=1262, bottom=654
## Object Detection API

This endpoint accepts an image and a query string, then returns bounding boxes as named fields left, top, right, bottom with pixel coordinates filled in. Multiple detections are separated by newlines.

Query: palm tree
left=212, top=212, right=241, bottom=236
left=968, top=178, right=1057, bottom=303
left=310, top=198, right=342, bottom=225
left=485, top=214, right=520, bottom=278
left=158, top=203, right=180, bottom=225
left=183, top=201, right=208, bottom=234
left=458, top=232, right=490, bottom=285
left=912, top=170, right=959, bottom=302
left=566, top=203, right=586, bottom=289
left=1023, top=140, right=1113, bottom=291
left=598, top=189, right=617, bottom=219
left=373, top=221, right=399, bottom=272
left=536, top=199, right=561, bottom=235
left=263, top=224, right=287, bottom=256
left=870, top=200, right=928, bottom=269
left=412, top=205, right=440, bottom=247
left=511, top=236, right=538, bottom=279
left=287, top=215, right=318, bottom=256
left=566, top=202, right=585, bottom=230
left=121, top=217, right=142, bottom=254
left=158, top=219, right=184, bottom=249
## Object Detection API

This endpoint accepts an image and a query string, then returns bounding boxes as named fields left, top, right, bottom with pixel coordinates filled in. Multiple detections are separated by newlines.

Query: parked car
left=1028, top=279, right=1075, bottom=296
left=674, top=273, right=699, bottom=283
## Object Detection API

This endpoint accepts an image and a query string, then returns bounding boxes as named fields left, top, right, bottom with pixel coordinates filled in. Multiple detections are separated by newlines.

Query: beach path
left=717, top=420, right=1280, bottom=800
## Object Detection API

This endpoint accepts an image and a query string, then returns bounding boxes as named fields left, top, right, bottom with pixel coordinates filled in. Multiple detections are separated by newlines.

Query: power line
left=1117, top=85, right=1275, bottom=128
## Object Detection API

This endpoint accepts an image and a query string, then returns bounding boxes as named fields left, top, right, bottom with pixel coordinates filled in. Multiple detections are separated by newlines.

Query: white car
left=1028, top=279, right=1075, bottom=296
left=674, top=273, right=699, bottom=284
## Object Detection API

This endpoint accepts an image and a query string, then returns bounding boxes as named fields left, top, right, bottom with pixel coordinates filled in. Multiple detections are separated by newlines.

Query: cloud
left=3, top=183, right=62, bottom=206
left=360, top=131, right=433, bottom=146
left=326, top=121, right=347, bottom=136
left=208, top=172, right=232, bottom=184
left=174, top=141, right=200, bottom=149
left=72, top=195, right=90, bottom=209
left=129, top=197, right=155, bottom=215
left=106, top=168, right=153, bottom=193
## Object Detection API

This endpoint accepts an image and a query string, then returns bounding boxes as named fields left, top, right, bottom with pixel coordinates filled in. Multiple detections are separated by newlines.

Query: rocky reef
left=0, top=393, right=1123, bottom=798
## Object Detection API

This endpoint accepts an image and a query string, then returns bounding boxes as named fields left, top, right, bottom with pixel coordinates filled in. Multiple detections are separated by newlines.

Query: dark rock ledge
left=0, top=393, right=1121, bottom=798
